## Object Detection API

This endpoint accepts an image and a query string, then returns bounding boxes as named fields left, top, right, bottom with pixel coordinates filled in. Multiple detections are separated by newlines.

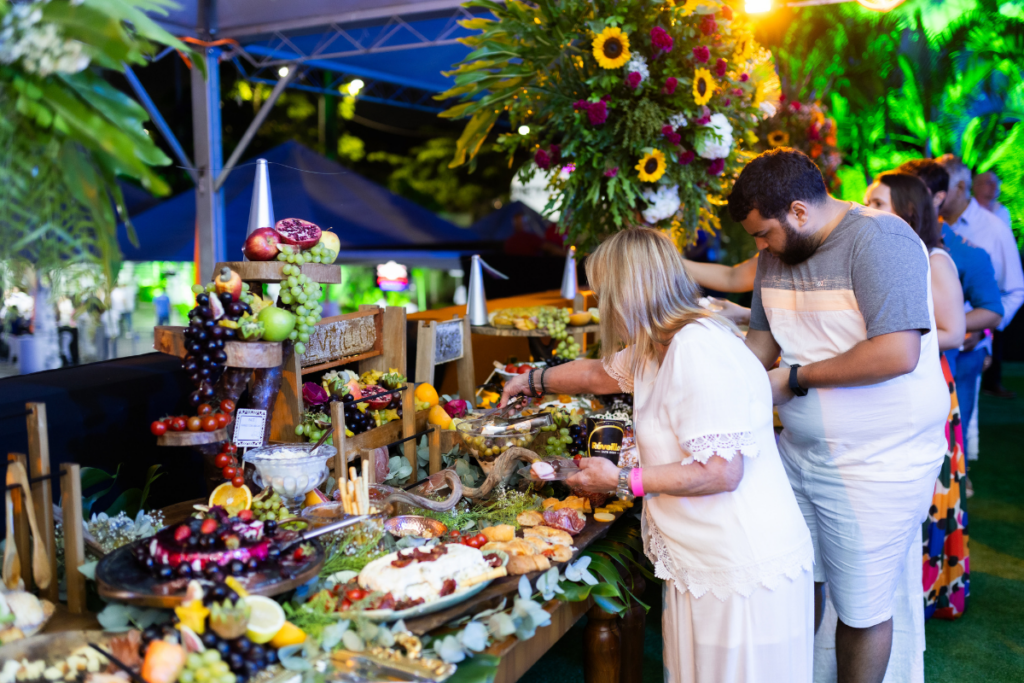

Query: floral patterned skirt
left=922, top=355, right=970, bottom=620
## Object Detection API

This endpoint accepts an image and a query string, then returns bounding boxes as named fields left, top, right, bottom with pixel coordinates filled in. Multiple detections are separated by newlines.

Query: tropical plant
left=0, top=0, right=200, bottom=290
left=439, top=0, right=779, bottom=248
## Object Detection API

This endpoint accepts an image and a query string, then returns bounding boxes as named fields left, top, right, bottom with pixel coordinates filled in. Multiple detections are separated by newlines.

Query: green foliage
left=81, top=463, right=163, bottom=517
left=439, top=0, right=777, bottom=248
left=0, top=0, right=201, bottom=289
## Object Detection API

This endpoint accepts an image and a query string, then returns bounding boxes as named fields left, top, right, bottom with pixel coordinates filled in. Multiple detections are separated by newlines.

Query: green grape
left=313, top=256, right=322, bottom=263
left=288, top=330, right=298, bottom=341
left=280, top=293, right=293, bottom=305
left=297, top=293, right=308, bottom=303
left=276, top=252, right=287, bottom=261
left=298, top=332, right=309, bottom=342
left=295, top=342, right=306, bottom=355
left=218, top=674, right=235, bottom=683
left=191, top=284, right=204, bottom=295
left=205, top=283, right=216, bottom=293
left=297, top=323, right=308, bottom=333
left=286, top=276, right=297, bottom=287
left=202, top=651, right=220, bottom=666
left=295, top=425, right=305, bottom=436
left=179, top=671, right=195, bottom=683
left=187, top=654, right=203, bottom=670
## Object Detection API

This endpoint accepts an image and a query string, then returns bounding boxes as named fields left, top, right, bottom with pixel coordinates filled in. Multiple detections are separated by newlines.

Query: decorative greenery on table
left=0, top=0, right=199, bottom=288
left=439, top=0, right=778, bottom=248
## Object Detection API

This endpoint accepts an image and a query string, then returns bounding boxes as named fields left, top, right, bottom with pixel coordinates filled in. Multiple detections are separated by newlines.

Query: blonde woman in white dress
left=501, top=228, right=815, bottom=683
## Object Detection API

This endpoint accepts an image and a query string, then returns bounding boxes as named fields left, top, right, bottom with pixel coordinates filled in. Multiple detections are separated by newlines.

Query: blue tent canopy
left=120, top=141, right=482, bottom=267
left=470, top=201, right=551, bottom=242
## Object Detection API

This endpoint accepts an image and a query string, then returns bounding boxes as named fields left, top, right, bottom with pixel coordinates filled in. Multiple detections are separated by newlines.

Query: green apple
left=317, top=230, right=340, bottom=263
left=258, top=306, right=297, bottom=342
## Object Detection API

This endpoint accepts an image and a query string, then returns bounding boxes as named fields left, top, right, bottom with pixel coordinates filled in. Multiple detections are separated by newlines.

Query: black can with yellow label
left=587, top=418, right=625, bottom=464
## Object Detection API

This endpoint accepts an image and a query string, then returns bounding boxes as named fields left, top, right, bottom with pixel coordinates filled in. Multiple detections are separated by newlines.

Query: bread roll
left=524, top=526, right=573, bottom=547
left=481, top=524, right=515, bottom=542
left=503, top=538, right=539, bottom=556
left=548, top=545, right=573, bottom=563
left=517, top=510, right=544, bottom=527
left=506, top=554, right=551, bottom=575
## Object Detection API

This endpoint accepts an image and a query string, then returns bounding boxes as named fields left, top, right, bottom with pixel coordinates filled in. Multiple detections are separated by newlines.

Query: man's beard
left=776, top=216, right=823, bottom=265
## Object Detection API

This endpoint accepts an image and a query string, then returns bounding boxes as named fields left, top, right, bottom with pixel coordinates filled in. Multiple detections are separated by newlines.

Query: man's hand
left=962, top=330, right=984, bottom=352
left=499, top=372, right=531, bottom=407
left=768, top=366, right=795, bottom=406
left=565, top=457, right=619, bottom=493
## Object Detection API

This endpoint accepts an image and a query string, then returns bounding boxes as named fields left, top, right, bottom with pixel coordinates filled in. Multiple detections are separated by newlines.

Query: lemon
left=244, top=595, right=286, bottom=644
left=414, top=383, right=439, bottom=408
left=208, top=483, right=252, bottom=515
left=428, top=404, right=452, bottom=429
left=269, top=621, right=307, bottom=649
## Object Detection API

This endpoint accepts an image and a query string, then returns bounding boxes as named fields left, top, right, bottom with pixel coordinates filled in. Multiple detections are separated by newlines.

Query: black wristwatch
left=789, top=364, right=808, bottom=397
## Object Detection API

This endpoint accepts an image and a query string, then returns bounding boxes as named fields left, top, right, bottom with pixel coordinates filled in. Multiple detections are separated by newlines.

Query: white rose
left=694, top=113, right=734, bottom=160
left=759, top=101, right=777, bottom=118
left=641, top=185, right=681, bottom=224
left=625, top=54, right=649, bottom=82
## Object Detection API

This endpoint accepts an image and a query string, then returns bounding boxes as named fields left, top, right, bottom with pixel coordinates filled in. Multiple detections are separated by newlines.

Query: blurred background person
left=973, top=171, right=1011, bottom=229
left=153, top=288, right=171, bottom=327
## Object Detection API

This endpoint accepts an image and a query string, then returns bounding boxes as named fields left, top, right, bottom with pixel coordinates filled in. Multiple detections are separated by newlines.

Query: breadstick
left=362, top=475, right=369, bottom=515
left=461, top=567, right=507, bottom=587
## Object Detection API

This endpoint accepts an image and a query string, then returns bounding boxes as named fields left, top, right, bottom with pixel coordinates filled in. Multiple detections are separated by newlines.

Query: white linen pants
left=662, top=569, right=814, bottom=683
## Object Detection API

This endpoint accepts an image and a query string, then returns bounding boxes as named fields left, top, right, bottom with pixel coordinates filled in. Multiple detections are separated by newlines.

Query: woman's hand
left=499, top=371, right=532, bottom=407
left=566, top=457, right=619, bottom=493
left=709, top=297, right=751, bottom=326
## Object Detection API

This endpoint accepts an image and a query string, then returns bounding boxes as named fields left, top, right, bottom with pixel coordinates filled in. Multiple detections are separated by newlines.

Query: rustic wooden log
left=212, top=261, right=341, bottom=284
left=153, top=327, right=282, bottom=368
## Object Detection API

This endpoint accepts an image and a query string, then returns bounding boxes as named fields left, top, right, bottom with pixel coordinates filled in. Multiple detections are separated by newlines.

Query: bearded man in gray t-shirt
left=727, top=149, right=948, bottom=683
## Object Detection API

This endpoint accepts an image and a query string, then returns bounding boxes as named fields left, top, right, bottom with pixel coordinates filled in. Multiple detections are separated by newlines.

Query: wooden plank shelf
left=157, top=427, right=229, bottom=447
left=213, top=261, right=341, bottom=284
left=470, top=323, right=600, bottom=337
left=154, top=326, right=283, bottom=368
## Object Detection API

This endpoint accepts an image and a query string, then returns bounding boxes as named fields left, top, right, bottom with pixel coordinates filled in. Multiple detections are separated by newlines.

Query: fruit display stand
left=408, top=289, right=600, bottom=395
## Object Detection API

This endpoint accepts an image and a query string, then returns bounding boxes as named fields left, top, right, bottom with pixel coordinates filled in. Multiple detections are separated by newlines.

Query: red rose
left=678, top=150, right=695, bottom=165
left=587, top=99, right=608, bottom=125
left=534, top=148, right=551, bottom=170
left=791, top=101, right=802, bottom=112
left=707, top=158, right=726, bottom=175
left=663, top=76, right=678, bottom=95
left=714, top=58, right=728, bottom=77
left=740, top=73, right=749, bottom=82
left=692, top=45, right=710, bottom=63
left=700, top=15, right=718, bottom=36
left=627, top=72, right=643, bottom=90
left=651, top=26, right=674, bottom=53
left=604, top=167, right=619, bottom=178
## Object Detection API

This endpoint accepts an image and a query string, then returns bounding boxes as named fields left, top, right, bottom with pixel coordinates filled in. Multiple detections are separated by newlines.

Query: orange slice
left=208, top=483, right=252, bottom=515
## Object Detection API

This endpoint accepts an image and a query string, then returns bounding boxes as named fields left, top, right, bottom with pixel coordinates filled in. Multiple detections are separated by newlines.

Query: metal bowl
left=384, top=515, right=448, bottom=539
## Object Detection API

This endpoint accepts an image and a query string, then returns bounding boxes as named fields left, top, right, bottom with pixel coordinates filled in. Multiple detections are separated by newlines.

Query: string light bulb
left=278, top=66, right=289, bottom=77
left=347, top=79, right=365, bottom=95
left=518, top=125, right=531, bottom=135
left=745, top=0, right=771, bottom=12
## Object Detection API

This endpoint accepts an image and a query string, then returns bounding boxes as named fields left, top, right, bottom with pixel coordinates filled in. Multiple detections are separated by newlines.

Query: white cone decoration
left=560, top=246, right=577, bottom=300
left=467, top=254, right=508, bottom=326
left=246, top=159, right=275, bottom=237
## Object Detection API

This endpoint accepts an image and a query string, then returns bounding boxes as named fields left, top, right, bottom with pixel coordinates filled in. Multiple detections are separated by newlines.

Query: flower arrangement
left=439, top=0, right=779, bottom=247
left=756, top=96, right=842, bottom=190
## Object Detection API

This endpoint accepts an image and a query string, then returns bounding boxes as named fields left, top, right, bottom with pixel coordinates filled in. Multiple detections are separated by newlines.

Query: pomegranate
left=362, top=384, right=392, bottom=410
left=242, top=227, right=281, bottom=261
left=275, top=218, right=322, bottom=250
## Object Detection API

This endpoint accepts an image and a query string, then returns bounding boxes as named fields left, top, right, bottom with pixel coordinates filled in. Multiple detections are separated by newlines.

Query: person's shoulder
left=674, top=317, right=739, bottom=349
left=843, top=204, right=920, bottom=241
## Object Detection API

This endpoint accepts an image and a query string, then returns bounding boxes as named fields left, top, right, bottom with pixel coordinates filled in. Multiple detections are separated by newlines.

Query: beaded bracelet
left=528, top=369, right=538, bottom=397
left=540, top=366, right=549, bottom=395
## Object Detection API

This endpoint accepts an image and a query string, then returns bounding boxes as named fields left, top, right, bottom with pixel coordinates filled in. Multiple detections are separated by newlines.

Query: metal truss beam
left=123, top=64, right=198, bottom=183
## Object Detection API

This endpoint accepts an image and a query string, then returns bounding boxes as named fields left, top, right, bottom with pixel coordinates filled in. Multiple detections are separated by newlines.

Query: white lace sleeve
left=663, top=321, right=765, bottom=465
left=681, top=431, right=760, bottom=463
left=602, top=348, right=634, bottom=393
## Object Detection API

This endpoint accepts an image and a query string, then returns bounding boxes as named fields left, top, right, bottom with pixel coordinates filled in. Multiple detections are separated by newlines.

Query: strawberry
left=237, top=509, right=253, bottom=522
left=174, top=525, right=191, bottom=543
left=200, top=518, right=218, bottom=535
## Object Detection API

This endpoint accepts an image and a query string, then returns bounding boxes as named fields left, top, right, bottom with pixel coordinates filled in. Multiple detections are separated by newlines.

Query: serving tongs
left=277, top=514, right=371, bottom=556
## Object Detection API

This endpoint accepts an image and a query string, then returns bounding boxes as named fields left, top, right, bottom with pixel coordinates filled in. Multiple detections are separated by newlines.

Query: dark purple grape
left=201, top=631, right=219, bottom=648
left=227, top=653, right=245, bottom=671
left=216, top=640, right=231, bottom=658
left=198, top=367, right=211, bottom=378
left=219, top=292, right=233, bottom=306
left=200, top=382, right=216, bottom=399
left=187, top=341, right=202, bottom=355
left=223, top=328, right=237, bottom=340
left=196, top=293, right=210, bottom=306
left=245, top=645, right=265, bottom=662
left=213, top=350, right=228, bottom=364
left=156, top=565, right=174, bottom=579
left=242, top=662, right=259, bottom=678
left=265, top=650, right=278, bottom=665
left=189, top=320, right=203, bottom=332
left=231, top=636, right=252, bottom=654
left=176, top=562, right=192, bottom=578
left=246, top=558, right=259, bottom=571
left=211, top=338, right=225, bottom=349
left=199, top=354, right=212, bottom=366
left=189, top=391, right=203, bottom=407
left=229, top=560, right=245, bottom=575
left=202, top=318, right=215, bottom=329
left=183, top=358, right=197, bottom=373
left=228, top=302, right=244, bottom=317
left=211, top=326, right=225, bottom=339
left=201, top=306, right=215, bottom=320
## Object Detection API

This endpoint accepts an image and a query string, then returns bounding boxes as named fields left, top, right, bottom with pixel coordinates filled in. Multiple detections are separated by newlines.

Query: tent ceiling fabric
left=119, top=141, right=484, bottom=269
left=152, top=0, right=470, bottom=40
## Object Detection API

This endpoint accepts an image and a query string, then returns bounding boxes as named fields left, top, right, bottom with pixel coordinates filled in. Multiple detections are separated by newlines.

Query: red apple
left=242, top=227, right=281, bottom=261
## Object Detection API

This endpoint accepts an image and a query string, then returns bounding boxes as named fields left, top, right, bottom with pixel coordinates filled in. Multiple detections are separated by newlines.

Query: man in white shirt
left=973, top=171, right=1013, bottom=228
left=938, top=156, right=1024, bottom=400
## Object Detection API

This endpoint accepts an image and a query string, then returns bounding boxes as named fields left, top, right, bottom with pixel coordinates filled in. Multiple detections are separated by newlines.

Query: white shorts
left=782, top=462, right=939, bottom=628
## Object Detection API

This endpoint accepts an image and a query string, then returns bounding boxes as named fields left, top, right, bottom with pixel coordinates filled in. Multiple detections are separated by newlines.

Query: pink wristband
left=630, top=467, right=645, bottom=498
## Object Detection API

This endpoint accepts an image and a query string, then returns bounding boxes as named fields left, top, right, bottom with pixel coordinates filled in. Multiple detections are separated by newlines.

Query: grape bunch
left=182, top=290, right=252, bottom=408
left=568, top=423, right=588, bottom=456
left=180, top=650, right=235, bottom=683
left=252, top=490, right=285, bottom=521
left=541, top=426, right=574, bottom=456
left=275, top=250, right=324, bottom=357
left=538, top=307, right=580, bottom=360
left=341, top=393, right=375, bottom=436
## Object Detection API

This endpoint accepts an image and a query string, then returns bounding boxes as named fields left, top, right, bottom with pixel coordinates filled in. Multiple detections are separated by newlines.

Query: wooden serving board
left=95, top=539, right=325, bottom=608
left=154, top=326, right=282, bottom=368
left=470, top=324, right=601, bottom=337
left=214, top=261, right=342, bottom=284
left=402, top=509, right=629, bottom=635
left=157, top=428, right=229, bottom=447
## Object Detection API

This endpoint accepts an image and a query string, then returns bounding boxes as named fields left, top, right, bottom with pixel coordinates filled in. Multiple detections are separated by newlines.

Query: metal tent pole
left=191, top=44, right=225, bottom=282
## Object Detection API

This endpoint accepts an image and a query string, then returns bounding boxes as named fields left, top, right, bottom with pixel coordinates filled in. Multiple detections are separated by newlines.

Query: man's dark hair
left=727, top=148, right=828, bottom=223
left=897, top=159, right=949, bottom=197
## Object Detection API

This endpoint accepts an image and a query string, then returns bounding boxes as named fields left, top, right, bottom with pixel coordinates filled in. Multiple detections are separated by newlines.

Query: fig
left=274, top=218, right=322, bottom=250
left=242, top=227, right=281, bottom=261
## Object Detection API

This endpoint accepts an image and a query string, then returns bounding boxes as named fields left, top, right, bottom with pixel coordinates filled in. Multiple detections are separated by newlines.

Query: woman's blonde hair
left=585, top=228, right=734, bottom=377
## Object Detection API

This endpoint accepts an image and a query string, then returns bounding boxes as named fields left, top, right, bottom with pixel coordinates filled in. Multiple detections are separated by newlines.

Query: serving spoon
left=7, top=461, right=51, bottom=590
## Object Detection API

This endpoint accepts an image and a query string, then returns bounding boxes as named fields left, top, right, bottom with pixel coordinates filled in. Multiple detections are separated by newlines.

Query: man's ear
left=789, top=200, right=810, bottom=228
left=933, top=190, right=947, bottom=211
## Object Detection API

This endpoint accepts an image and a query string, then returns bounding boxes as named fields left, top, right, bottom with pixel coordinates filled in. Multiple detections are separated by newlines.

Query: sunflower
left=668, top=0, right=700, bottom=15
left=692, top=68, right=715, bottom=106
left=734, top=36, right=756, bottom=64
left=767, top=130, right=790, bottom=147
left=593, top=26, right=630, bottom=69
left=635, top=149, right=667, bottom=182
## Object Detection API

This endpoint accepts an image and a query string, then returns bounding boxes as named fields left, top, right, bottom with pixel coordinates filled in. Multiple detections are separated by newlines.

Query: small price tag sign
left=233, top=409, right=267, bottom=448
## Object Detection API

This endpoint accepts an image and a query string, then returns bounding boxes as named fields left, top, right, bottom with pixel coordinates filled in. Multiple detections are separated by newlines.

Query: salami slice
left=542, top=508, right=586, bottom=535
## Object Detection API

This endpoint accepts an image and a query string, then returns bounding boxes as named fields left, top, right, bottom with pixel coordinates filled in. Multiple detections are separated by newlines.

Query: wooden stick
left=60, top=464, right=86, bottom=613
left=331, top=401, right=347, bottom=491
left=402, top=384, right=417, bottom=483
left=26, top=403, right=57, bottom=602
left=428, top=425, right=442, bottom=475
